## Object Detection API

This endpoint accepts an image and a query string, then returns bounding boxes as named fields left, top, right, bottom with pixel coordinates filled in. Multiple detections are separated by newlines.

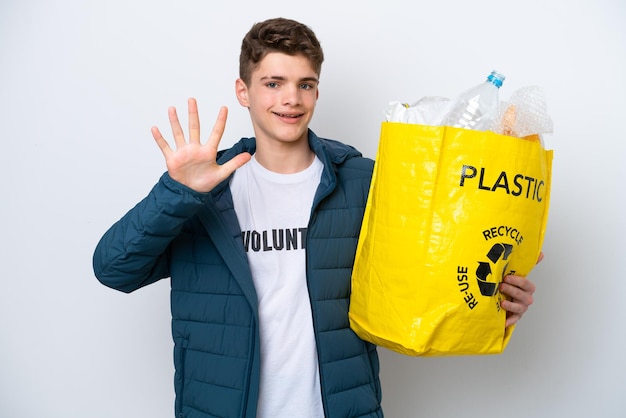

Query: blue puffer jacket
left=93, top=130, right=383, bottom=418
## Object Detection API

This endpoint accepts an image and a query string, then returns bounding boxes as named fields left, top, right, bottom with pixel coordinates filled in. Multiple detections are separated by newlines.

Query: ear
left=235, top=78, right=250, bottom=107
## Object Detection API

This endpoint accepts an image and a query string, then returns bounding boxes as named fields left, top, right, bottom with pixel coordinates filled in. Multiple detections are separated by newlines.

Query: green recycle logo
left=476, top=243, right=514, bottom=297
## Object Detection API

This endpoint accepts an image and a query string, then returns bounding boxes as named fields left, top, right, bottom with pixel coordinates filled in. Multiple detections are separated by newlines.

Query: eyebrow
left=260, top=75, right=319, bottom=83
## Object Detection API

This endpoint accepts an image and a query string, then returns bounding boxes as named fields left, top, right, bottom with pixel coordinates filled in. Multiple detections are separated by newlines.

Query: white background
left=1, top=0, right=624, bottom=417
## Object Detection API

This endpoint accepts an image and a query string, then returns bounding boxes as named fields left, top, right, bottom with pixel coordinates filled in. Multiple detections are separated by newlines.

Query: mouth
left=273, top=112, right=304, bottom=119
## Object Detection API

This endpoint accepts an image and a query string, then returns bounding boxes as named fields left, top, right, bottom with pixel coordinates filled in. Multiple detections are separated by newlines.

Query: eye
left=266, top=82, right=278, bottom=88
left=300, top=83, right=314, bottom=90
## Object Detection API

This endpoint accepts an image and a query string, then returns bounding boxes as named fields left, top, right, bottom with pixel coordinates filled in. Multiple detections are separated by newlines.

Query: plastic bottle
left=440, top=70, right=505, bottom=132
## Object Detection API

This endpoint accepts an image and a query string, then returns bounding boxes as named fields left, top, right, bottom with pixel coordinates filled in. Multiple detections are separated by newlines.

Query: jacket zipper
left=176, top=339, right=189, bottom=418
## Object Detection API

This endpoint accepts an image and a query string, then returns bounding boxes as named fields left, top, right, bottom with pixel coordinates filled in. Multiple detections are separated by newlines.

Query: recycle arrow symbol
left=476, top=262, right=491, bottom=281
left=487, top=243, right=514, bottom=264
left=476, top=243, right=515, bottom=297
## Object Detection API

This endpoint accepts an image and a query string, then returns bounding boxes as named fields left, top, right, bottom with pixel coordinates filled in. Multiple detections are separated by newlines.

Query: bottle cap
left=487, top=70, right=506, bottom=88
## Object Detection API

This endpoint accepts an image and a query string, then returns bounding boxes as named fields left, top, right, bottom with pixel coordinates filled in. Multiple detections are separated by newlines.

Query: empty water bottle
left=440, top=70, right=505, bottom=132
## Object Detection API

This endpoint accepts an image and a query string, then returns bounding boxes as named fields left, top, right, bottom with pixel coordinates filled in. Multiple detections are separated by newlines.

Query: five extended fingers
left=152, top=97, right=223, bottom=156
left=151, top=98, right=250, bottom=192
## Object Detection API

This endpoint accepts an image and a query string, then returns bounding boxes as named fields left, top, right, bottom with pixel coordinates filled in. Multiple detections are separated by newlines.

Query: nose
left=281, top=84, right=301, bottom=106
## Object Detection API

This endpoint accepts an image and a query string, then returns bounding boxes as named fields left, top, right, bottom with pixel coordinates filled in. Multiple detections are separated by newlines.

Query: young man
left=93, top=17, right=537, bottom=418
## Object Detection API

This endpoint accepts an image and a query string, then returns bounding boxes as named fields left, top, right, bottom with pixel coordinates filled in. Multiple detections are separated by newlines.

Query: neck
left=254, top=138, right=316, bottom=174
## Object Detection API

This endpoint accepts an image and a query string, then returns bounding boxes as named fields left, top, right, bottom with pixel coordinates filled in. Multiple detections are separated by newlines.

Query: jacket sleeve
left=93, top=173, right=211, bottom=293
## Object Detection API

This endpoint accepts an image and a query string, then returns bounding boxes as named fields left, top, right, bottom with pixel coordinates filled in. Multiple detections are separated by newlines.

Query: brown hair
left=239, top=18, right=324, bottom=85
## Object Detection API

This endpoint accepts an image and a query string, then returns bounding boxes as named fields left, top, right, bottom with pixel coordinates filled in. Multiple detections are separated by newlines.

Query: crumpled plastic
left=386, top=96, right=450, bottom=125
left=496, top=86, right=553, bottom=138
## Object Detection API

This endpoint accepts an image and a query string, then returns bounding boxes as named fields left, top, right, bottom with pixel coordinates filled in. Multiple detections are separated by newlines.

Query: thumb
left=219, top=152, right=252, bottom=178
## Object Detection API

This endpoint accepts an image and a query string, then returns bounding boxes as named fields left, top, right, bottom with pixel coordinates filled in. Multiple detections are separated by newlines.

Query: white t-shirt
left=230, top=154, right=325, bottom=418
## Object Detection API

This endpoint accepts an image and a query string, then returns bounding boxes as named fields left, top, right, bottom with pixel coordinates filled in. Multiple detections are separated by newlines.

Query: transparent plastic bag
left=496, top=86, right=553, bottom=140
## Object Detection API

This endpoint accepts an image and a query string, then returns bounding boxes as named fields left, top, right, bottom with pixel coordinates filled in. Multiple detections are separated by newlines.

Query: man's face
left=236, top=52, right=319, bottom=147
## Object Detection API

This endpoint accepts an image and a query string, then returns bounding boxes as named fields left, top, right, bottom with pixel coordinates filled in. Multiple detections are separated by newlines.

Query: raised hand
left=151, top=98, right=251, bottom=193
